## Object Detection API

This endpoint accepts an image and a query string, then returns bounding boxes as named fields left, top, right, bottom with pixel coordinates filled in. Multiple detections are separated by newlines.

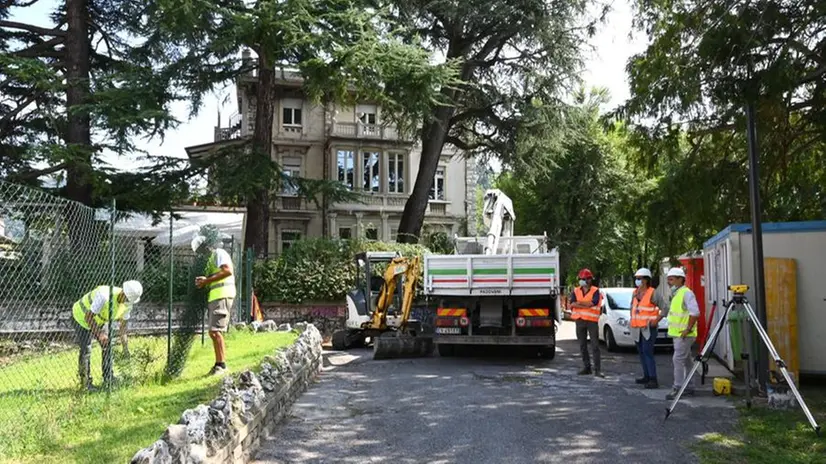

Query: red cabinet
left=678, top=253, right=708, bottom=349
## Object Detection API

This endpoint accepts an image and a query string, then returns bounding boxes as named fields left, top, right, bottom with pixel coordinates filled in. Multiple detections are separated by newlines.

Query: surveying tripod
left=664, top=285, right=821, bottom=435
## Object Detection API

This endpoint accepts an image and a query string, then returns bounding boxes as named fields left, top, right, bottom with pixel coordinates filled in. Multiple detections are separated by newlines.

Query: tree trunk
left=396, top=105, right=455, bottom=243
left=396, top=40, right=475, bottom=244
left=245, top=55, right=274, bottom=257
left=64, top=0, right=92, bottom=206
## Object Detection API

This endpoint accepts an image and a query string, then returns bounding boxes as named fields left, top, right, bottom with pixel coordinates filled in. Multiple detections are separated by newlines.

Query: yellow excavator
left=332, top=252, right=434, bottom=359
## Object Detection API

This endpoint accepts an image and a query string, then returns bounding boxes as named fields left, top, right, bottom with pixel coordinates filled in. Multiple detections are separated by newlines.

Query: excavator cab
left=347, top=252, right=401, bottom=318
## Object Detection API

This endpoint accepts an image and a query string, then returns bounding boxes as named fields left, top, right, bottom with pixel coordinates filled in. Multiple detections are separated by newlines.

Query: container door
left=764, top=258, right=799, bottom=382
left=710, top=241, right=734, bottom=369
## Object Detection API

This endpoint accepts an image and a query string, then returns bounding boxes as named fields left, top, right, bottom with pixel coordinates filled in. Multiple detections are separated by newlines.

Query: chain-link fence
left=0, top=180, right=254, bottom=459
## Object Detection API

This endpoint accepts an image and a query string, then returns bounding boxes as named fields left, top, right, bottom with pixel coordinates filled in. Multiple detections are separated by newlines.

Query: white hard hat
left=634, top=268, right=652, bottom=278
left=122, top=280, right=143, bottom=304
left=191, top=235, right=206, bottom=253
left=667, top=267, right=686, bottom=278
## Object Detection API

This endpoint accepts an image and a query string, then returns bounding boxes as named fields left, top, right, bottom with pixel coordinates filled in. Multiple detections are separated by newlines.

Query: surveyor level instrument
left=664, top=284, right=821, bottom=435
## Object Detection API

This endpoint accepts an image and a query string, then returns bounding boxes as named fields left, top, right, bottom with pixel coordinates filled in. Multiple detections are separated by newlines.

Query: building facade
left=187, top=64, right=478, bottom=254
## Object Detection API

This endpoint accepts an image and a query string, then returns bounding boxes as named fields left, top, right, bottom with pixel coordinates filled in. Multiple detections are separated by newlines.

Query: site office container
left=702, top=221, right=826, bottom=377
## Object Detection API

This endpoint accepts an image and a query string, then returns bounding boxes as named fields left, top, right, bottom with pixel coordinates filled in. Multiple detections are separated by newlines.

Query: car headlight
left=617, top=317, right=629, bottom=327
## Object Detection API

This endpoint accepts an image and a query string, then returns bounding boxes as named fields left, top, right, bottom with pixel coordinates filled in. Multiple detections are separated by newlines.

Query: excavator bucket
left=372, top=331, right=434, bottom=360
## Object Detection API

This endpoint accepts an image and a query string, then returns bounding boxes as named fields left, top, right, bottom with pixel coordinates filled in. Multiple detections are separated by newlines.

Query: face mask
left=578, top=280, right=587, bottom=287
left=635, top=279, right=642, bottom=287
left=669, top=285, right=677, bottom=293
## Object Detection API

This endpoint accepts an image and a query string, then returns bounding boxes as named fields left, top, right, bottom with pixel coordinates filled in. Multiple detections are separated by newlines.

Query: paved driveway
left=253, top=321, right=737, bottom=464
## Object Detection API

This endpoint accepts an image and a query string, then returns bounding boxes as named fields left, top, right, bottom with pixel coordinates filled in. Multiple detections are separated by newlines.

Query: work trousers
left=636, top=332, right=657, bottom=380
left=73, top=319, right=113, bottom=388
left=672, top=336, right=696, bottom=390
left=575, top=319, right=600, bottom=372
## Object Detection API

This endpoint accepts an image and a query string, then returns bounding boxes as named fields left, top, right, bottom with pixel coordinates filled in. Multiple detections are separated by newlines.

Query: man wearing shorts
left=192, top=225, right=236, bottom=376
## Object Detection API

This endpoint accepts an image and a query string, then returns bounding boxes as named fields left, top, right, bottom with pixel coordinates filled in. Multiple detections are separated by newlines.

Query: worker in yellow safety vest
left=630, top=268, right=667, bottom=389
left=568, top=269, right=604, bottom=377
left=192, top=225, right=236, bottom=376
left=665, top=266, right=700, bottom=400
left=72, top=281, right=143, bottom=390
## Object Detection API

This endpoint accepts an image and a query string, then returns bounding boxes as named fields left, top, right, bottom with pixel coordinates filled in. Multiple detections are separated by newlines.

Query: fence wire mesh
left=0, top=180, right=248, bottom=460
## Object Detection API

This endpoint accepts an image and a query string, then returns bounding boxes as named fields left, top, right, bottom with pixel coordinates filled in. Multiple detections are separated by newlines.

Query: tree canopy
left=393, top=0, right=601, bottom=242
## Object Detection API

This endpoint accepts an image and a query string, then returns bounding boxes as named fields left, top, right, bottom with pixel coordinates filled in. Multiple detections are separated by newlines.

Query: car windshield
left=606, top=291, right=633, bottom=310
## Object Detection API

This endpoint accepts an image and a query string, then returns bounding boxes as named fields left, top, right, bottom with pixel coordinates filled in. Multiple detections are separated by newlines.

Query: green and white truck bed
left=423, top=250, right=562, bottom=357
left=424, top=253, right=561, bottom=296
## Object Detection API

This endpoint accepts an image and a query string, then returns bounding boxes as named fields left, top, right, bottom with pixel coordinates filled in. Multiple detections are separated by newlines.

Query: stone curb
left=131, top=321, right=323, bottom=464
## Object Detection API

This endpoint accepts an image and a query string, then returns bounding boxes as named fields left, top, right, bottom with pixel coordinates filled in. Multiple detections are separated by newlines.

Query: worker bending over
left=665, top=267, right=700, bottom=400
left=72, top=281, right=143, bottom=390
left=569, top=269, right=604, bottom=377
left=630, top=268, right=666, bottom=389
left=192, top=225, right=236, bottom=376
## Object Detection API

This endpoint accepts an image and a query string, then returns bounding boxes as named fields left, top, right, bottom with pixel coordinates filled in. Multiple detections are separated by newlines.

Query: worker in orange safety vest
left=568, top=269, right=603, bottom=377
left=630, top=268, right=667, bottom=389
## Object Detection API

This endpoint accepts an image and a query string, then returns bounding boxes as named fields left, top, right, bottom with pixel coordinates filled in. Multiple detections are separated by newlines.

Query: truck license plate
left=436, top=327, right=461, bottom=334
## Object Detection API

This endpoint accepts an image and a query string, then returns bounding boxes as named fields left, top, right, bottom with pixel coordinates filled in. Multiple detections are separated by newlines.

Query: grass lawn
left=694, top=387, right=826, bottom=464
left=0, top=329, right=297, bottom=464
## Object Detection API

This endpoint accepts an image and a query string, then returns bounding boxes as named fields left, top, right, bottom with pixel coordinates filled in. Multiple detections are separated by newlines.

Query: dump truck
left=425, top=189, right=562, bottom=358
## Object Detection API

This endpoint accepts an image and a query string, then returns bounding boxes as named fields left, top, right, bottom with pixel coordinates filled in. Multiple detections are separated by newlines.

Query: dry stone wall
left=259, top=302, right=345, bottom=340
left=131, top=322, right=323, bottom=464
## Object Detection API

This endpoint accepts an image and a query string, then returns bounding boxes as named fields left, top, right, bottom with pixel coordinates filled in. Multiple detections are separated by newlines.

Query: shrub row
left=253, top=238, right=437, bottom=304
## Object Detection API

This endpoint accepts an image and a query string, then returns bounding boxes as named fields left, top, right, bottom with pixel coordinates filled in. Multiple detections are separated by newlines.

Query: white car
left=597, top=287, right=671, bottom=351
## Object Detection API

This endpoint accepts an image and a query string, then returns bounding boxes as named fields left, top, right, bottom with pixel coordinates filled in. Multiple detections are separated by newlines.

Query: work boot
left=666, top=388, right=694, bottom=400
left=645, top=379, right=659, bottom=389
left=594, top=370, right=605, bottom=378
left=577, top=367, right=592, bottom=375
left=635, top=376, right=649, bottom=384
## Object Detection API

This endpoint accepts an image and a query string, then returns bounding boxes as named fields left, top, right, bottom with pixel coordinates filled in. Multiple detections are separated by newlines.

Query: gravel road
left=252, top=321, right=737, bottom=464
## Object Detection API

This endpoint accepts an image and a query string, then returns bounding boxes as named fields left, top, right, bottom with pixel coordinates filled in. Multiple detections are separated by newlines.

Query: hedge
left=253, top=238, right=434, bottom=304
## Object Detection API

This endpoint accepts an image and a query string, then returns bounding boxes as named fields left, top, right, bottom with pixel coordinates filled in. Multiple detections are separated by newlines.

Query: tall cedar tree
left=0, top=0, right=184, bottom=208
left=390, top=0, right=600, bottom=242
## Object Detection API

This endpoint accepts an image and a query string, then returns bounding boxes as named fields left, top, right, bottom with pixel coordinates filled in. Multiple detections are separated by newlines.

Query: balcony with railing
left=214, top=112, right=243, bottom=141
left=333, top=193, right=449, bottom=215
left=427, top=201, right=448, bottom=215
left=331, top=122, right=404, bottom=141
left=334, top=192, right=406, bottom=211
left=273, top=195, right=316, bottom=212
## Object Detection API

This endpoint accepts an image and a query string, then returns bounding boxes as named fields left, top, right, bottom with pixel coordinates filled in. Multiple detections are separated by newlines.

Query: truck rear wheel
left=437, top=344, right=456, bottom=357
left=539, top=345, right=556, bottom=360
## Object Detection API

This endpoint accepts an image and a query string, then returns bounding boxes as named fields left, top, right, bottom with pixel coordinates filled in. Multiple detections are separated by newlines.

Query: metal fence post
left=167, top=213, right=173, bottom=368
left=235, top=243, right=244, bottom=322
left=246, top=247, right=253, bottom=323
left=105, top=198, right=116, bottom=392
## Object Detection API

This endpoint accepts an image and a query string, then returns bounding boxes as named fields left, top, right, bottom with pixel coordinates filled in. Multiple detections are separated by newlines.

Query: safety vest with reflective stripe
left=72, top=286, right=129, bottom=330
left=206, top=251, right=236, bottom=302
left=571, top=286, right=601, bottom=322
left=630, top=287, right=660, bottom=328
left=667, top=286, right=697, bottom=337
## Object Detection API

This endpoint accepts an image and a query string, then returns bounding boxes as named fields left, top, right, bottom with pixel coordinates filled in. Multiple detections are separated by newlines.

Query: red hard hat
left=578, top=268, right=594, bottom=279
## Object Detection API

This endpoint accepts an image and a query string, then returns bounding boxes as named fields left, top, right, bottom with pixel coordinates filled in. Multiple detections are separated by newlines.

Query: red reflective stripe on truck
left=433, top=278, right=468, bottom=283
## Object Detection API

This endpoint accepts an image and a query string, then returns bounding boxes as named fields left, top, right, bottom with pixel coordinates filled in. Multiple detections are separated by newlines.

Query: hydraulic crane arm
left=368, top=255, right=421, bottom=331
left=482, top=189, right=516, bottom=255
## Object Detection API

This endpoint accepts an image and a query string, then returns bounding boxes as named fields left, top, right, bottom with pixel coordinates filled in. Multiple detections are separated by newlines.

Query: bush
left=253, top=238, right=432, bottom=304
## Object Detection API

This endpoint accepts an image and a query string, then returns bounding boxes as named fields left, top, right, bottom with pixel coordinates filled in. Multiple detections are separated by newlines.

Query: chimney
left=242, top=49, right=253, bottom=76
